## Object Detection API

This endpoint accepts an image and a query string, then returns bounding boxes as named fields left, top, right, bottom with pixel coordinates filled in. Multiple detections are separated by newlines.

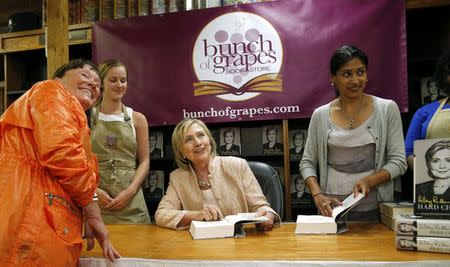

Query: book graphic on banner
left=379, top=201, right=413, bottom=230
left=189, top=212, right=269, bottom=240
left=413, top=138, right=450, bottom=218
left=396, top=235, right=450, bottom=253
left=295, top=193, right=364, bottom=234
left=395, top=214, right=450, bottom=238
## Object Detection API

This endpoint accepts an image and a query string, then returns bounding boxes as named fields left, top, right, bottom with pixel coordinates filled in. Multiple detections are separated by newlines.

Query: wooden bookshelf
left=0, top=0, right=449, bottom=221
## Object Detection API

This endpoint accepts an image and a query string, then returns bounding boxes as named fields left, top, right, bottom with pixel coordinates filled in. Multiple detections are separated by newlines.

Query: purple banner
left=92, top=0, right=407, bottom=126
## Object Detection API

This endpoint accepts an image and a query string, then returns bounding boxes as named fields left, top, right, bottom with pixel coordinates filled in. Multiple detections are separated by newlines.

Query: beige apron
left=91, top=105, right=150, bottom=224
left=426, top=98, right=450, bottom=139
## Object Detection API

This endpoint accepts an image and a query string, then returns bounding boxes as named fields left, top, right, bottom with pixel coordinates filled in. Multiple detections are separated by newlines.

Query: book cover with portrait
left=413, top=138, right=450, bottom=218
left=218, top=127, right=241, bottom=156
left=290, top=174, right=313, bottom=205
left=420, top=76, right=447, bottom=105
left=288, top=129, right=307, bottom=160
left=262, top=125, right=283, bottom=154
left=149, top=131, right=164, bottom=159
left=144, top=170, right=165, bottom=200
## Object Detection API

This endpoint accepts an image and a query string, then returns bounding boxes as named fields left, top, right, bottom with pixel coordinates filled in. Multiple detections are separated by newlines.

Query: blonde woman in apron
left=91, top=59, right=151, bottom=224
left=405, top=49, right=450, bottom=169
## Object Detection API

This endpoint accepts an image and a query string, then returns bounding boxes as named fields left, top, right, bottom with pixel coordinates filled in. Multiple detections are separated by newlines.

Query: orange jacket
left=0, top=80, right=99, bottom=266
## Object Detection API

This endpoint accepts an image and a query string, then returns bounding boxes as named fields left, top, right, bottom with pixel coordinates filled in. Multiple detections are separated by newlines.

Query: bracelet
left=313, top=192, right=323, bottom=198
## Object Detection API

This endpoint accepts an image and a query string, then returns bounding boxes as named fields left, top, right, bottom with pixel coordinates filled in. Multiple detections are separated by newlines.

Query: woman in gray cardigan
left=299, top=45, right=407, bottom=222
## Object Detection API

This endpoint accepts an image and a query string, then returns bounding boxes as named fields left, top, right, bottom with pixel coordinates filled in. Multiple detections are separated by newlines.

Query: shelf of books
left=66, top=0, right=274, bottom=25
left=143, top=118, right=318, bottom=222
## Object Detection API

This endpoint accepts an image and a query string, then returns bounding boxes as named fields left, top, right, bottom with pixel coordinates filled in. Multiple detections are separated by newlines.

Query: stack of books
left=394, top=214, right=450, bottom=253
left=379, top=201, right=413, bottom=230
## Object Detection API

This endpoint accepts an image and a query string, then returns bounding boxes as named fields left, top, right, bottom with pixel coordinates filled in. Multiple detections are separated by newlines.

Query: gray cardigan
left=299, top=95, right=407, bottom=202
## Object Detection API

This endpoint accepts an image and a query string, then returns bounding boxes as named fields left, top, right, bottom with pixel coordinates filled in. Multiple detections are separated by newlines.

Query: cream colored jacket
left=155, top=156, right=281, bottom=229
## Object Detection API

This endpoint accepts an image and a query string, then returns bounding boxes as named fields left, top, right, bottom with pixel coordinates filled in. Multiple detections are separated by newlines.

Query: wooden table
left=81, top=223, right=450, bottom=262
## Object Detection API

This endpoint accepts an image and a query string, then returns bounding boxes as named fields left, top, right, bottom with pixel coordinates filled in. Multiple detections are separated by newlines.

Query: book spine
left=396, top=236, right=450, bottom=254
left=83, top=0, right=99, bottom=23
left=380, top=214, right=395, bottom=231
left=395, top=217, right=450, bottom=237
left=379, top=203, right=413, bottom=218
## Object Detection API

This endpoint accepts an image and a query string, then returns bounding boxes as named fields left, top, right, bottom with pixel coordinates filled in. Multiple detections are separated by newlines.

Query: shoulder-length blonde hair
left=93, top=59, right=127, bottom=107
left=172, top=118, right=217, bottom=170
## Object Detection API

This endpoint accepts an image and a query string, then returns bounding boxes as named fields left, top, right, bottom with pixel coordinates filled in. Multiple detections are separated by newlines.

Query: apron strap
left=122, top=105, right=134, bottom=129
left=91, top=103, right=133, bottom=127
left=426, top=97, right=448, bottom=139
left=90, top=103, right=101, bottom=128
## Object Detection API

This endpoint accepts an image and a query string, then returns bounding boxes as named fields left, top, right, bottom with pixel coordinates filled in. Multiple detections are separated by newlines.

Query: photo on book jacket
left=288, top=129, right=307, bottom=160
left=420, top=76, right=447, bottom=105
left=262, top=125, right=283, bottom=154
left=413, top=138, right=450, bottom=218
left=149, top=131, right=163, bottom=159
left=144, top=170, right=165, bottom=200
left=290, top=174, right=313, bottom=205
left=218, top=127, right=241, bottom=156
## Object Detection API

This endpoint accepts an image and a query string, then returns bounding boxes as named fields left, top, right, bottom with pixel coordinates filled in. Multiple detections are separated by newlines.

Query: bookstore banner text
left=93, top=0, right=407, bottom=126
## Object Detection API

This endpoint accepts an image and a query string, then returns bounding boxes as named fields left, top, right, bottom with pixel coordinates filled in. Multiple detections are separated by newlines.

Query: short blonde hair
left=172, top=118, right=217, bottom=170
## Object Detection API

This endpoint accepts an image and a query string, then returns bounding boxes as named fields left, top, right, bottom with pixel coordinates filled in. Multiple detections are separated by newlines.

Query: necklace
left=339, top=95, right=365, bottom=129
left=198, top=180, right=211, bottom=190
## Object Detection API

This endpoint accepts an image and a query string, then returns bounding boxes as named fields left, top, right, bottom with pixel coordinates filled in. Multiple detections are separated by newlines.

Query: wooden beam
left=46, top=0, right=68, bottom=77
left=282, top=119, right=291, bottom=220
left=406, top=0, right=450, bottom=9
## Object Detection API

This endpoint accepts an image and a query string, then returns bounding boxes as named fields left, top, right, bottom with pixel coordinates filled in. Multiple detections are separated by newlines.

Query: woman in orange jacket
left=0, top=59, right=120, bottom=266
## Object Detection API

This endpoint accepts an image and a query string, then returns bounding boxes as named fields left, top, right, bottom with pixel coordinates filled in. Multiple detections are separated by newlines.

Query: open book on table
left=295, top=192, right=365, bottom=234
left=189, top=212, right=269, bottom=240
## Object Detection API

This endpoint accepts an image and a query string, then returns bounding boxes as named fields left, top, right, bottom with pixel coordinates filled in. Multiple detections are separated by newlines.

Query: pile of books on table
left=394, top=214, right=450, bottom=253
left=394, top=138, right=450, bottom=254
left=379, top=201, right=413, bottom=230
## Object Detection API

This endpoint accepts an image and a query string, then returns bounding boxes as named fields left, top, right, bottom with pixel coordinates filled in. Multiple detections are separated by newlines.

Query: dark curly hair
left=432, top=49, right=450, bottom=95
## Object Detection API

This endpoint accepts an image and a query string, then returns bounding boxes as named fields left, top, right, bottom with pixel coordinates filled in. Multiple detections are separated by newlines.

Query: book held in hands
left=295, top=193, right=364, bottom=234
left=189, top=212, right=269, bottom=240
